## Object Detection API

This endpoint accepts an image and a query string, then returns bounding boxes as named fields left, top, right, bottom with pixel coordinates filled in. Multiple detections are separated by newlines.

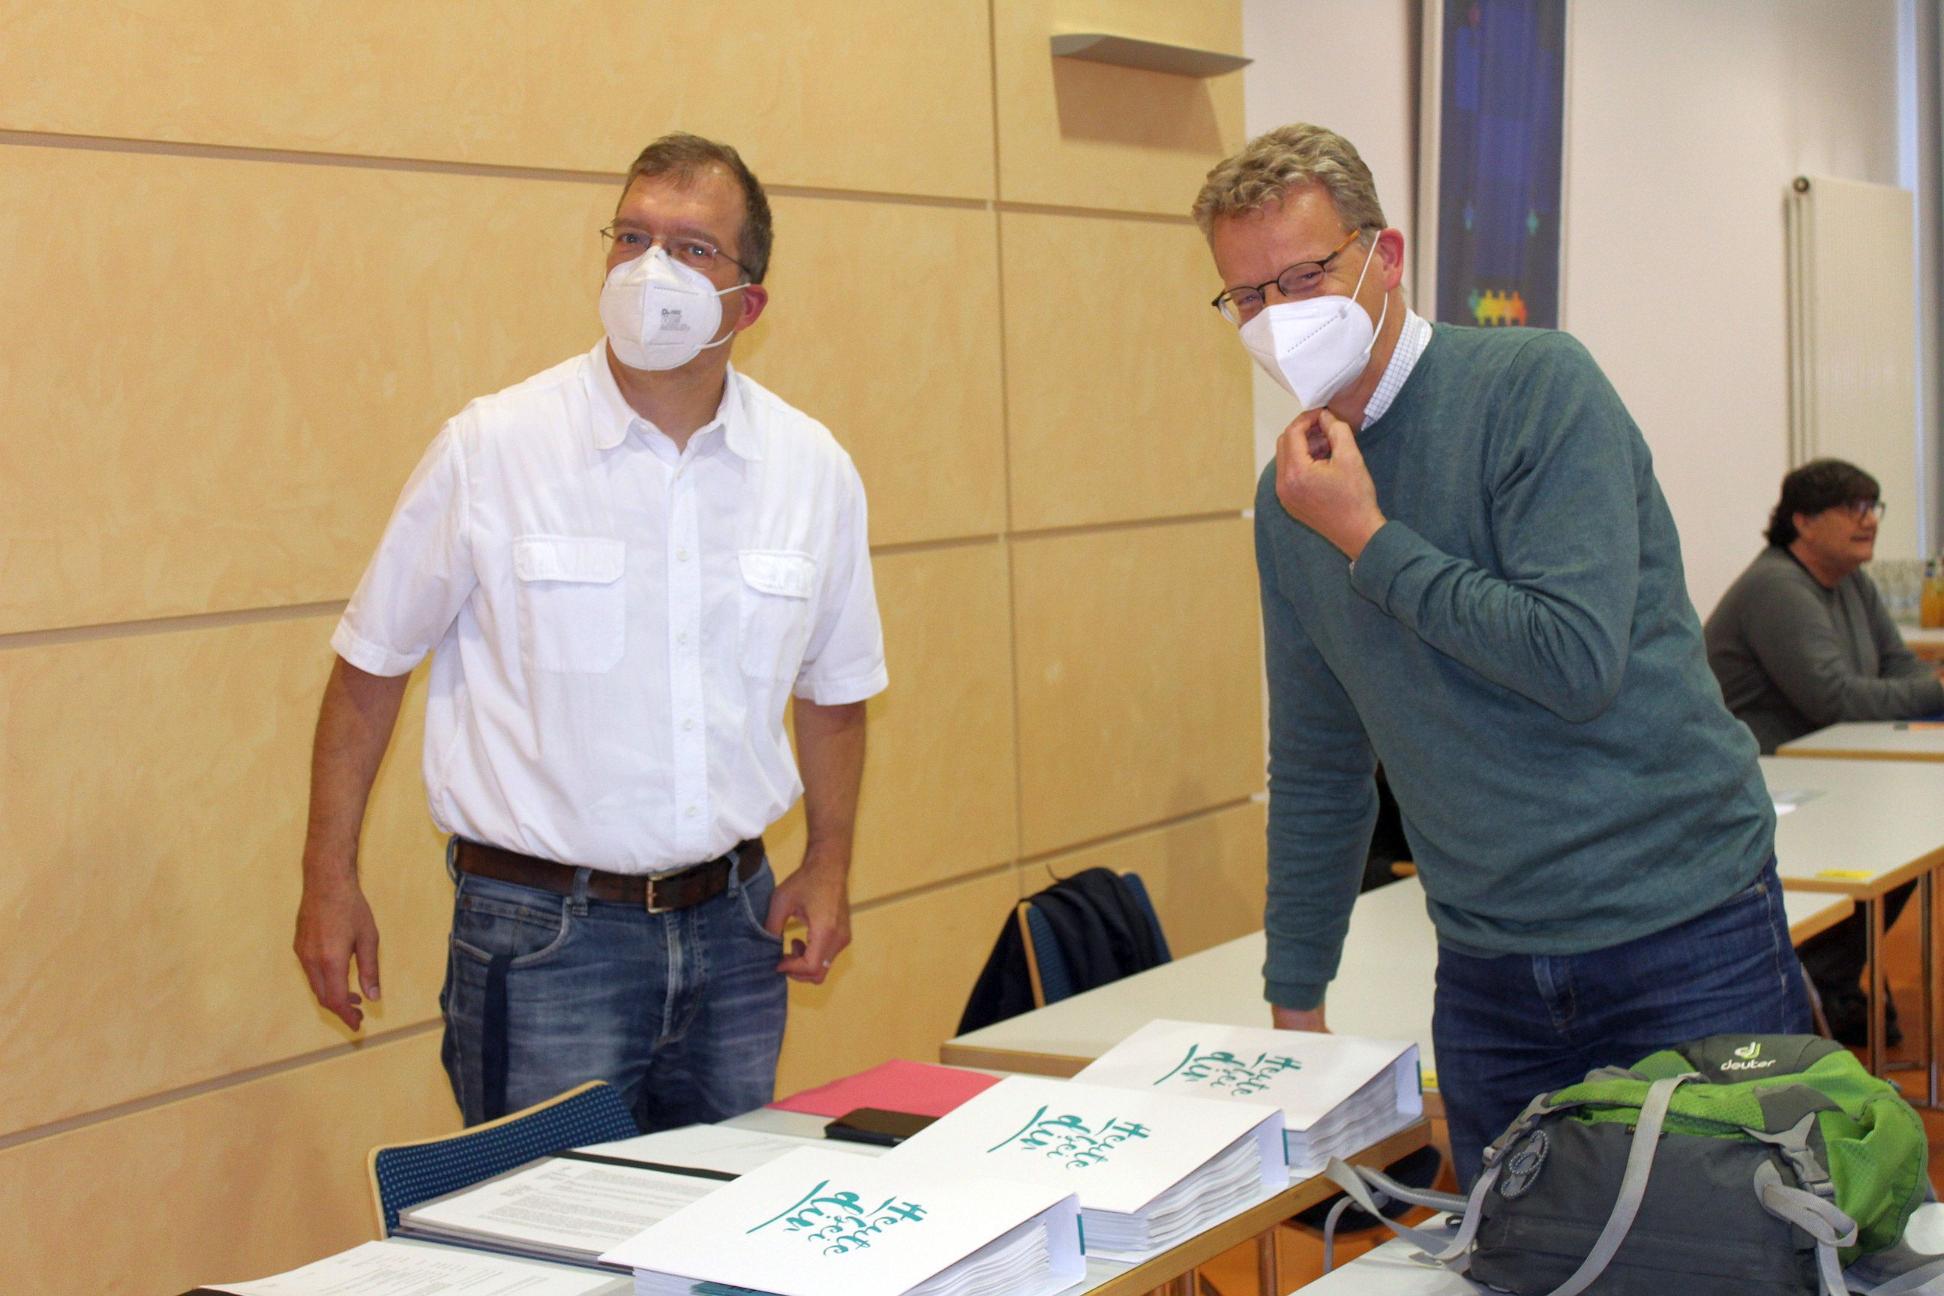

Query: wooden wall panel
left=0, top=1032, right=458, bottom=1296
left=1036, top=801, right=1265, bottom=959
left=0, top=0, right=995, bottom=199
left=766, top=542, right=1018, bottom=906
left=740, top=200, right=1006, bottom=546
left=993, top=0, right=1246, bottom=212
left=775, top=870, right=1021, bottom=1096
left=1000, top=210, right=1254, bottom=529
left=1012, top=518, right=1263, bottom=855
left=0, top=143, right=609, bottom=634
left=0, top=617, right=449, bottom=1136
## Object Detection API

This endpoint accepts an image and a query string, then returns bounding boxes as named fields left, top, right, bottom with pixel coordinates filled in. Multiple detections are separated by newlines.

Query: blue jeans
left=440, top=849, right=789, bottom=1130
left=1432, top=856, right=1812, bottom=1188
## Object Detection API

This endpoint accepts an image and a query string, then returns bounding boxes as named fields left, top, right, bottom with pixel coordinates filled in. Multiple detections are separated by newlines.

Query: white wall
left=1242, top=0, right=1907, bottom=613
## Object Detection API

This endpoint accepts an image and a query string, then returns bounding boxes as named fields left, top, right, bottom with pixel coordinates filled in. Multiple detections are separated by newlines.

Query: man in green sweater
left=1194, top=123, right=1811, bottom=1185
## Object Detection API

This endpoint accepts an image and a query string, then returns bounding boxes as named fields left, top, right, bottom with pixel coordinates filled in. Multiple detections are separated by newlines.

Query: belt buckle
left=643, top=873, right=679, bottom=915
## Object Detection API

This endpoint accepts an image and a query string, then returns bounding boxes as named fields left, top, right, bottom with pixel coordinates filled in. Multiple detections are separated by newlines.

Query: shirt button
left=676, top=547, right=690, bottom=562
left=684, top=806, right=698, bottom=819
left=682, top=718, right=696, bottom=732
left=676, top=632, right=689, bottom=647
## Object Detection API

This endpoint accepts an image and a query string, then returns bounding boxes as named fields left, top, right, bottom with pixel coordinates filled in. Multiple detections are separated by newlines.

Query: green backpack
left=1324, top=1035, right=1933, bottom=1296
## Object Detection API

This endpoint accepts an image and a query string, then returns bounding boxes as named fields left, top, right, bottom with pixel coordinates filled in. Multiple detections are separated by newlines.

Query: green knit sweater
left=1256, top=324, right=1773, bottom=1010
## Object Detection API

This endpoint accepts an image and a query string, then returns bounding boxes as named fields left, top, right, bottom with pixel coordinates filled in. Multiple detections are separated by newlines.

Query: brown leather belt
left=453, top=837, right=764, bottom=913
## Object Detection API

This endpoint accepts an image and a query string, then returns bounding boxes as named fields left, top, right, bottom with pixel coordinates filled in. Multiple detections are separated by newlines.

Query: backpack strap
left=1850, top=1254, right=1944, bottom=1295
left=1753, top=1158, right=1860, bottom=1296
left=1745, top=1112, right=1839, bottom=1204
left=1318, top=1158, right=1474, bottom=1270
left=1538, top=1071, right=1698, bottom=1296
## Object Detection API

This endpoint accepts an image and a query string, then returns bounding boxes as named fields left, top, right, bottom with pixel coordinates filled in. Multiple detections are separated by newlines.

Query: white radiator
left=1785, top=174, right=1922, bottom=559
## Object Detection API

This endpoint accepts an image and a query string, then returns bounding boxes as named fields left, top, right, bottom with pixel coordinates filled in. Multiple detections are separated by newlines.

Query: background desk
left=1778, top=721, right=1944, bottom=763
left=941, top=879, right=1851, bottom=1116
left=1904, top=625, right=1944, bottom=664
left=1762, top=755, right=1944, bottom=1100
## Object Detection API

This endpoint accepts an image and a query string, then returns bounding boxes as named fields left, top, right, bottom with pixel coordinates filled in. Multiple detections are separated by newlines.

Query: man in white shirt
left=294, top=133, right=887, bottom=1129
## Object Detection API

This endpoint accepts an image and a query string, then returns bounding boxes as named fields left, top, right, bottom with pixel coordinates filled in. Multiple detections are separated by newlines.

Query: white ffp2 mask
left=1238, top=234, right=1389, bottom=413
left=599, top=246, right=740, bottom=371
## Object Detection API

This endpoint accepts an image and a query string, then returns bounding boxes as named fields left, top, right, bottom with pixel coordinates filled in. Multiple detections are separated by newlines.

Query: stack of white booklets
left=881, top=1074, right=1283, bottom=1261
left=393, top=1126, right=877, bottom=1269
left=1073, top=1019, right=1421, bottom=1177
left=600, top=1147, right=1083, bottom=1296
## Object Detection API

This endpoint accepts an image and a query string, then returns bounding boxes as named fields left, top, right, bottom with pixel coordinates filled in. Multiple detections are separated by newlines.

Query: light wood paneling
left=775, top=869, right=1021, bottom=1096
left=1001, top=210, right=1254, bottom=529
left=0, top=1032, right=458, bottom=1296
left=0, top=616, right=449, bottom=1136
left=1035, top=801, right=1265, bottom=959
left=1012, top=517, right=1262, bottom=855
left=0, top=0, right=994, bottom=199
left=0, top=143, right=609, bottom=634
left=739, top=199, right=1007, bottom=546
left=993, top=0, right=1245, bottom=212
left=766, top=542, right=1018, bottom=906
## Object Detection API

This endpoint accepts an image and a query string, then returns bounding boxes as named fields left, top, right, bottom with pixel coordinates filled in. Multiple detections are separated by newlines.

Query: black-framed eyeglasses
left=1211, top=228, right=1365, bottom=323
left=600, top=224, right=752, bottom=279
left=1836, top=498, right=1888, bottom=521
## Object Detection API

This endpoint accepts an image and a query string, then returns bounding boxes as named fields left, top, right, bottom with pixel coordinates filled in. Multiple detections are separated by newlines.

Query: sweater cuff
left=1347, top=519, right=1421, bottom=609
left=1265, top=976, right=1327, bottom=1012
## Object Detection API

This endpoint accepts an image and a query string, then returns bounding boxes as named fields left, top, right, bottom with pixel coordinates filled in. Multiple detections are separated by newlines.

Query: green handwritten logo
left=985, top=1103, right=1152, bottom=1169
left=1154, top=1045, right=1301, bottom=1097
left=747, top=1179, right=928, bottom=1256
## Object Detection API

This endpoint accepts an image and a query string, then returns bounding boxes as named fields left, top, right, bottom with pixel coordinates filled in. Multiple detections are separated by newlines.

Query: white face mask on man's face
left=1237, top=233, right=1389, bottom=413
left=599, top=245, right=740, bottom=371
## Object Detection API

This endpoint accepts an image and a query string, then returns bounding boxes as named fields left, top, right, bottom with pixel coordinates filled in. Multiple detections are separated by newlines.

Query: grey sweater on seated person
left=1704, top=547, right=1944, bottom=754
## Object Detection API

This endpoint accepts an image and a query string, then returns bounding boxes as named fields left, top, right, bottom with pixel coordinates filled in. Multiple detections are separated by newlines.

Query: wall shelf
left=1049, top=32, right=1251, bottom=79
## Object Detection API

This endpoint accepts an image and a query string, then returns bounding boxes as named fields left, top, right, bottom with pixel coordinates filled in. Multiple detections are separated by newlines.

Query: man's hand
left=294, top=879, right=381, bottom=1030
left=765, top=849, right=852, bottom=984
left=1272, top=1003, right=1329, bottom=1034
left=1274, top=409, right=1386, bottom=559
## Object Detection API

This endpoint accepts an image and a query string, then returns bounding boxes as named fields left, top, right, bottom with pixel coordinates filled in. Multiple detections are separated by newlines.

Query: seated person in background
left=1705, top=458, right=1943, bottom=754
left=1705, top=458, right=1944, bottom=1043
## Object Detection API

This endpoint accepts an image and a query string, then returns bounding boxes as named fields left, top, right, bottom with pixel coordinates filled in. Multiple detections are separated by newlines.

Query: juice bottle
left=1922, top=557, right=1944, bottom=629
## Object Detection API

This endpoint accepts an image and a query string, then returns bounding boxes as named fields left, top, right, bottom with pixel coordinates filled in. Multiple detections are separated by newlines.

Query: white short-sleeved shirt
left=332, top=342, right=888, bottom=874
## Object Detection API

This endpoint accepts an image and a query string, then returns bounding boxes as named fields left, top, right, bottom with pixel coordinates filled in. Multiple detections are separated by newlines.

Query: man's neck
left=605, top=343, right=730, bottom=450
left=1325, top=289, right=1407, bottom=430
left=1787, top=539, right=1853, bottom=590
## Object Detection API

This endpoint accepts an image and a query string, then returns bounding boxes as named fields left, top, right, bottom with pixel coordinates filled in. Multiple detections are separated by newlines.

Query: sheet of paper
left=602, top=1146, right=1082, bottom=1296
left=882, top=1074, right=1282, bottom=1214
left=768, top=1059, right=1002, bottom=1118
left=207, top=1238, right=630, bottom=1295
left=579, top=1123, right=880, bottom=1175
left=1073, top=1019, right=1421, bottom=1134
left=405, top=1158, right=718, bottom=1253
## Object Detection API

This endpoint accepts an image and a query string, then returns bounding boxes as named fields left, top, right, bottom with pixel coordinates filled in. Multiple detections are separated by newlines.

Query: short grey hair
left=1192, top=123, right=1387, bottom=242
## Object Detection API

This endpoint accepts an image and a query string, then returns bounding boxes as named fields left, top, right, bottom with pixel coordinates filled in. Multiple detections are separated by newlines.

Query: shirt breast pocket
left=738, top=550, right=816, bottom=682
left=511, top=536, right=625, bottom=673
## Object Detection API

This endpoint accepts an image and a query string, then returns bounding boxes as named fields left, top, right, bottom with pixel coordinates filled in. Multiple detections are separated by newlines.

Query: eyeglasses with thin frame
left=599, top=224, right=752, bottom=280
left=1836, top=498, right=1888, bottom=522
left=1212, top=228, right=1367, bottom=323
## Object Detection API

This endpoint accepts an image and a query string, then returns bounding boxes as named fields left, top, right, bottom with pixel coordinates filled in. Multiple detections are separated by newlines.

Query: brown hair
left=623, top=133, right=774, bottom=283
left=1192, top=123, right=1386, bottom=244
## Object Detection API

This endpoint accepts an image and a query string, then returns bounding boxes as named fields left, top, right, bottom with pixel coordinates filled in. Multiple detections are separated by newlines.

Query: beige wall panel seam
left=994, top=199, right=1200, bottom=225
left=0, top=600, right=349, bottom=653
left=1008, top=509, right=1251, bottom=544
left=845, top=859, right=1019, bottom=918
left=0, top=1021, right=442, bottom=1155
left=0, top=130, right=1003, bottom=211
left=1015, top=794, right=1261, bottom=867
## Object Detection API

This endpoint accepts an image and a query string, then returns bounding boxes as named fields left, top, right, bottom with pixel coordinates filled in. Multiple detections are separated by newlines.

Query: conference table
left=947, top=759, right=1944, bottom=1108
left=1904, top=625, right=1944, bottom=664
left=1764, top=754, right=1944, bottom=1100
left=1778, top=720, right=1944, bottom=763
left=941, top=879, right=1854, bottom=1117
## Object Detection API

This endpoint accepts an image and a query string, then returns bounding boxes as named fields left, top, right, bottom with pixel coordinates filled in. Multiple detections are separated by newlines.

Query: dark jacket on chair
left=956, top=868, right=1167, bottom=1033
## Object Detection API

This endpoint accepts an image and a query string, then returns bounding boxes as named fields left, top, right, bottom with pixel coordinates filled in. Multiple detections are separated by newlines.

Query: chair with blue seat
left=367, top=1079, right=640, bottom=1235
left=1017, top=870, right=1171, bottom=1009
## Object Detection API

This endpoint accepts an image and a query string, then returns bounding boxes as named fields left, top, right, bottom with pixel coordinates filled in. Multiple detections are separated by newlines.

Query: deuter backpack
left=1323, top=1034, right=1935, bottom=1296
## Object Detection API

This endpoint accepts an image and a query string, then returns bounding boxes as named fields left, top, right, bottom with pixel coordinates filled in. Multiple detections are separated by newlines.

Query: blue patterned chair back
left=1023, top=871, right=1171, bottom=1006
left=369, top=1079, right=639, bottom=1234
left=1120, top=872, right=1172, bottom=962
